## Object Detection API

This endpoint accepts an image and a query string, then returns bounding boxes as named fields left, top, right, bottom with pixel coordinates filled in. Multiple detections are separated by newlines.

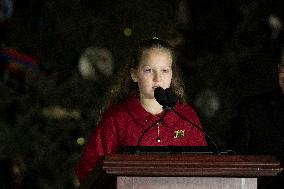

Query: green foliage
left=0, top=72, right=112, bottom=188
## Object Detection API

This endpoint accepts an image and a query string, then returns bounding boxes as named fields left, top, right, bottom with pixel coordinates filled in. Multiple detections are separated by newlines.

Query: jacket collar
left=125, top=96, right=178, bottom=128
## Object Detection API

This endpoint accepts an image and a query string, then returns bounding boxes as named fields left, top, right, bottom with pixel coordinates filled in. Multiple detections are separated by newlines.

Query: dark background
left=0, top=0, right=284, bottom=188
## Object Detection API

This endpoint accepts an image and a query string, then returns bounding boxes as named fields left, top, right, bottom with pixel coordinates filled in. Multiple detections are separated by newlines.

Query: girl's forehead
left=140, top=48, right=172, bottom=61
left=139, top=50, right=172, bottom=67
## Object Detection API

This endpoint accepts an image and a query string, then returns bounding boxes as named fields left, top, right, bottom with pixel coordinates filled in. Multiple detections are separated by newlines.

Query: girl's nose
left=153, top=72, right=161, bottom=82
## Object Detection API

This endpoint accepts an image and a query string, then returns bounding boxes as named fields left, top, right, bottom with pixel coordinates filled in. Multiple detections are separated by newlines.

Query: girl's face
left=131, top=48, right=173, bottom=100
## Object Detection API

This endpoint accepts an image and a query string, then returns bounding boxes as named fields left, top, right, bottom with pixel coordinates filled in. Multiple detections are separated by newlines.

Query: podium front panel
left=81, top=154, right=282, bottom=189
left=117, top=177, right=257, bottom=189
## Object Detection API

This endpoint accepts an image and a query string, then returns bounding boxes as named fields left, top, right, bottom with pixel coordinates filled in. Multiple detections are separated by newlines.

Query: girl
left=74, top=38, right=207, bottom=184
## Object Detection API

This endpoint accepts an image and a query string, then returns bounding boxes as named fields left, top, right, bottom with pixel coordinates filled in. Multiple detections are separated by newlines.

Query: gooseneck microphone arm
left=154, top=87, right=220, bottom=154
left=170, top=107, right=220, bottom=154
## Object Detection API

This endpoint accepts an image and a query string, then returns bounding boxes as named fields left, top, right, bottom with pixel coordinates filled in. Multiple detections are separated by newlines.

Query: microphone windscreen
left=154, top=87, right=167, bottom=106
left=165, top=88, right=178, bottom=107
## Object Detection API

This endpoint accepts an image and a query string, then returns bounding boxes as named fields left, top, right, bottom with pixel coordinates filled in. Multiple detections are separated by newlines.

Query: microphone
left=154, top=87, right=220, bottom=154
left=154, top=87, right=167, bottom=107
left=165, top=88, right=178, bottom=108
left=154, top=87, right=177, bottom=109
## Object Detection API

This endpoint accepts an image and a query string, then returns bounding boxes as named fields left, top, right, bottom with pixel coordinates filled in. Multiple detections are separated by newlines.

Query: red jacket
left=74, top=96, right=207, bottom=183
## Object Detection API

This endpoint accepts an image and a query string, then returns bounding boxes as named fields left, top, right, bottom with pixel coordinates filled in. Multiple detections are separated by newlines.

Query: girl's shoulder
left=175, top=101, right=197, bottom=114
left=101, top=96, right=145, bottom=120
left=102, top=100, right=129, bottom=118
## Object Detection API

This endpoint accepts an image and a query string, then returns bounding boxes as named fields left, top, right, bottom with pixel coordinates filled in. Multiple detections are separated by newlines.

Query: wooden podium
left=81, top=154, right=282, bottom=189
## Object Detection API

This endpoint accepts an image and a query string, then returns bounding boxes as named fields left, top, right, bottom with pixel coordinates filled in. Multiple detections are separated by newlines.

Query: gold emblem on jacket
left=174, top=130, right=185, bottom=138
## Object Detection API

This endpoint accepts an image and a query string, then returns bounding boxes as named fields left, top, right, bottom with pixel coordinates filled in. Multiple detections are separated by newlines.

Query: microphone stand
left=169, top=106, right=220, bottom=154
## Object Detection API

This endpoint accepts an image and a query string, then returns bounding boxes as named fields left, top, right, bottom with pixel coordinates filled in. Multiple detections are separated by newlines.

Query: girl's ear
left=131, top=68, right=138, bottom=82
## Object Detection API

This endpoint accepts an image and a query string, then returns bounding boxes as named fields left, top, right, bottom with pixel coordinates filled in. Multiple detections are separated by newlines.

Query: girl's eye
left=162, top=69, right=169, bottom=73
left=145, top=68, right=152, bottom=73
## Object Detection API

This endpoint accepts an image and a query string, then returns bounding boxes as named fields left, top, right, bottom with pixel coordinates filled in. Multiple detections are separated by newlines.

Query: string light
left=77, top=137, right=85, bottom=145
left=123, top=27, right=132, bottom=37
